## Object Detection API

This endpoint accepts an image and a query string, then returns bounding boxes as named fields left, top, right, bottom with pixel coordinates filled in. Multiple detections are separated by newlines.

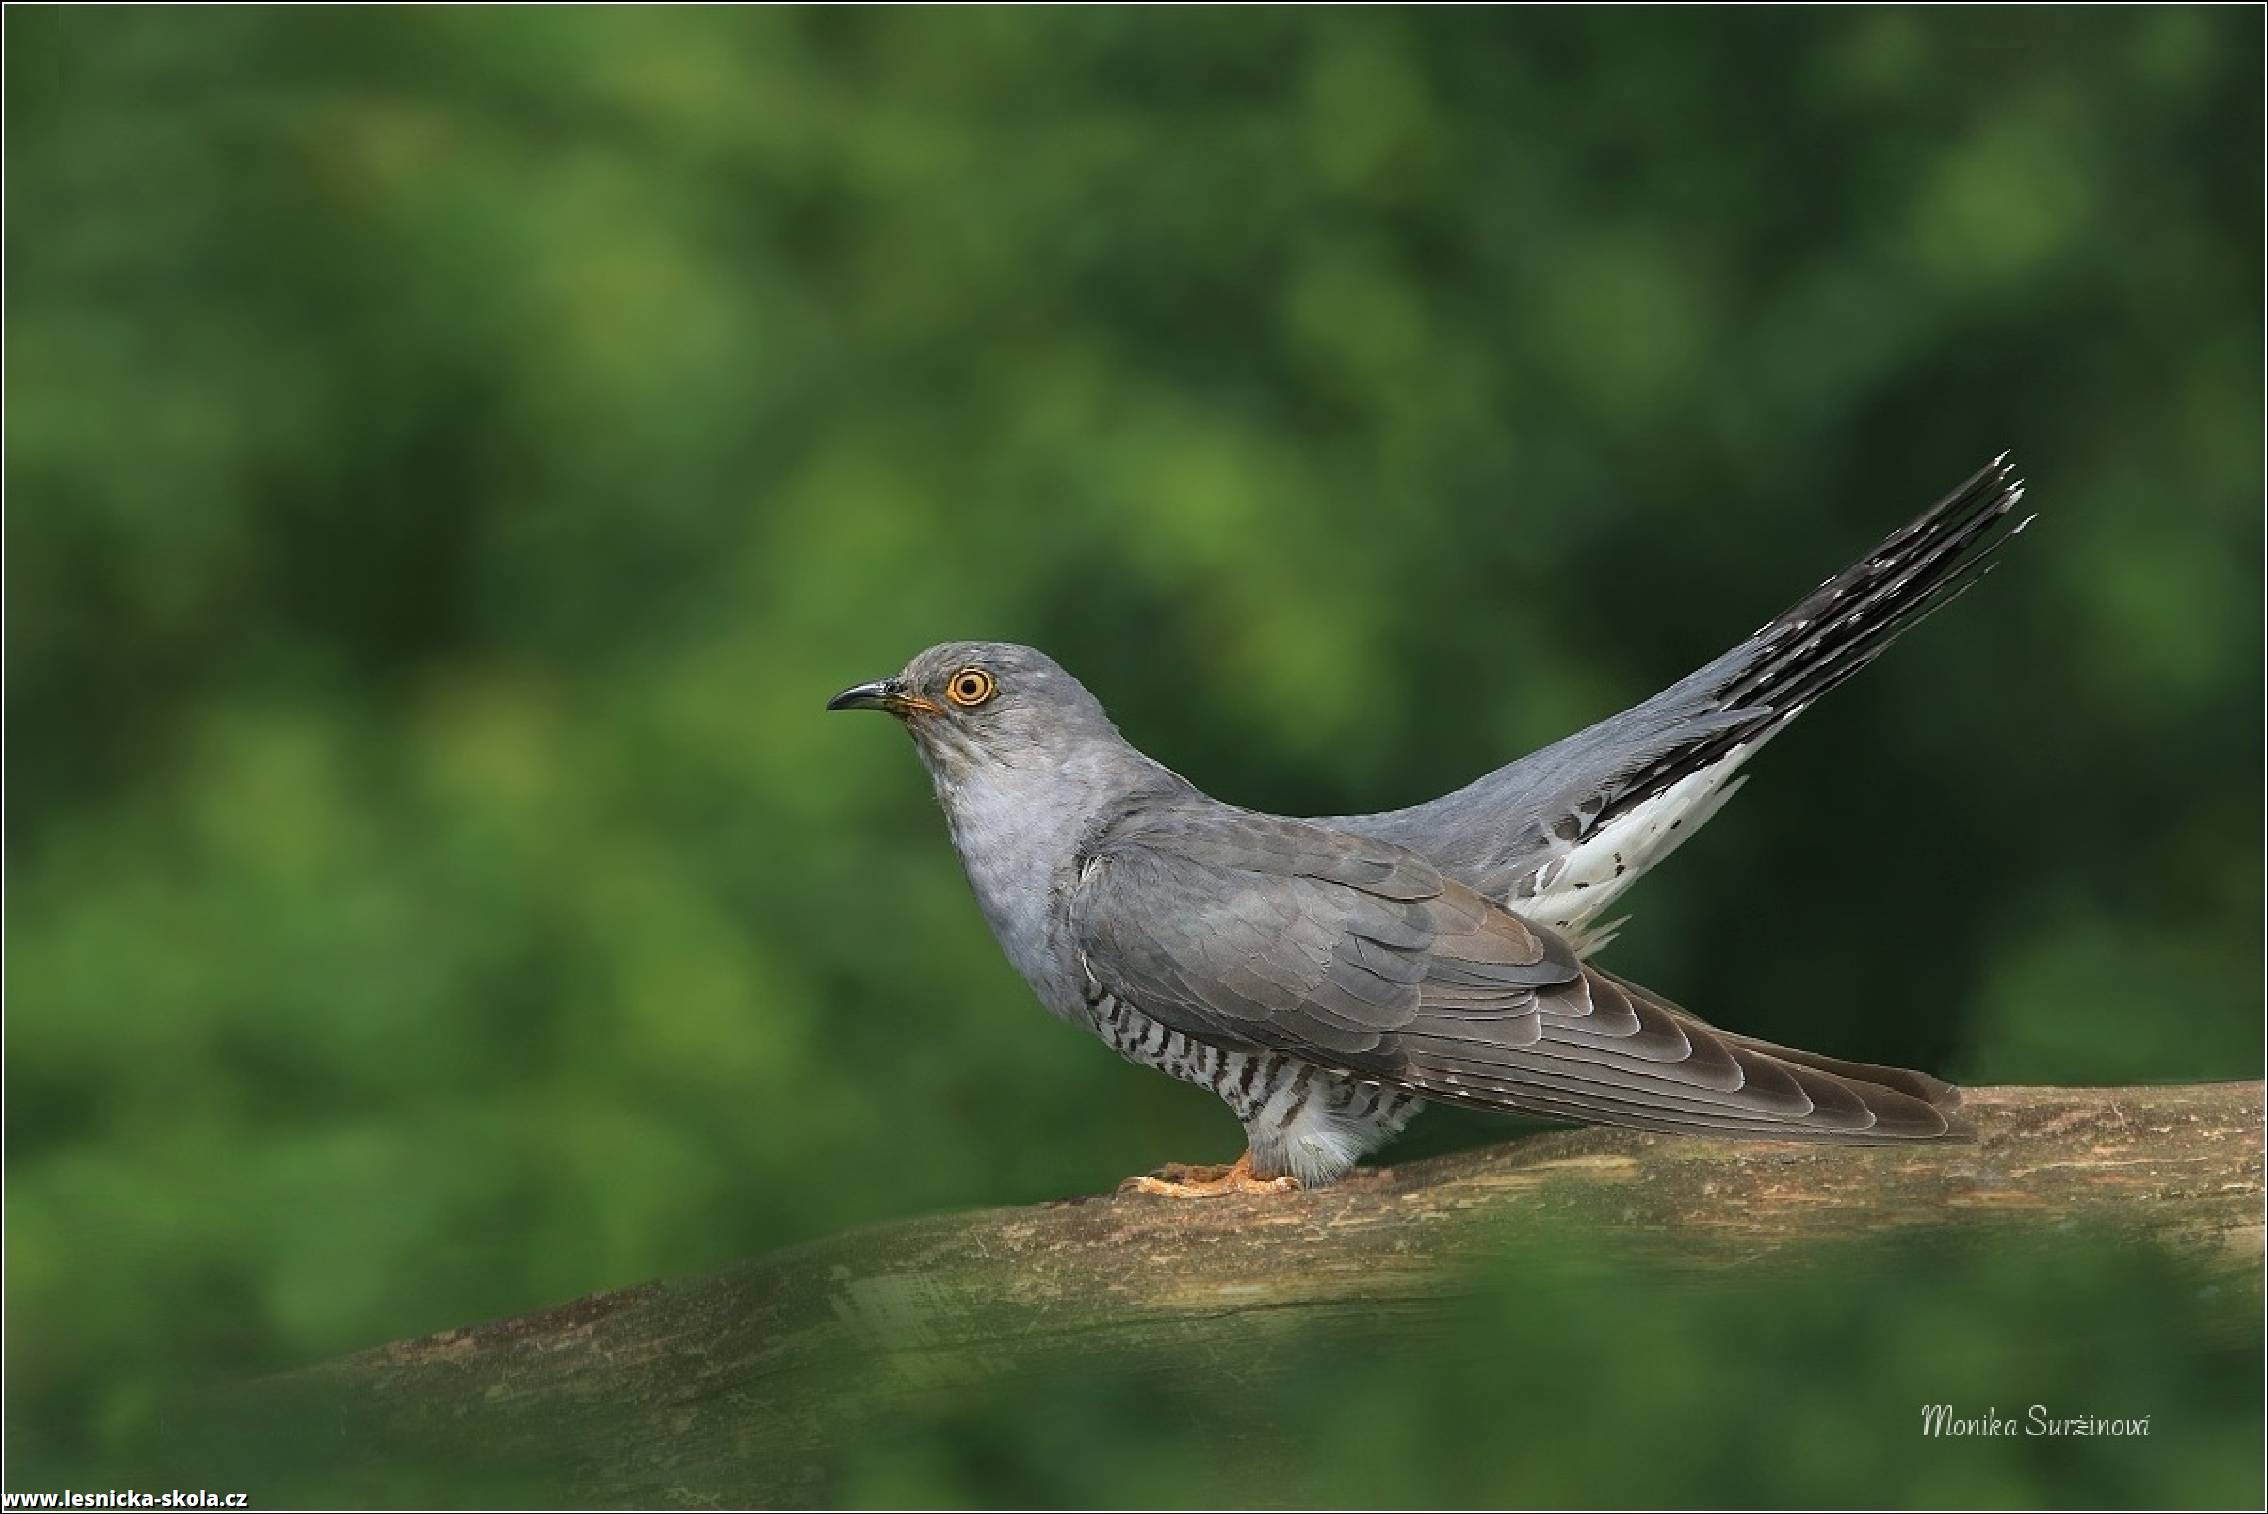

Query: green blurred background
left=5, top=5, right=2260, bottom=1506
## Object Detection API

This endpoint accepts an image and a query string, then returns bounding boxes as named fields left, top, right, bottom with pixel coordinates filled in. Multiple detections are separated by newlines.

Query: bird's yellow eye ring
left=946, top=667, right=997, bottom=708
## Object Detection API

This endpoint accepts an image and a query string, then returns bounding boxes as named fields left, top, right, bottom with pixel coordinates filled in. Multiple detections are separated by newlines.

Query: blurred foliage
left=4, top=4, right=2259, bottom=1506
left=831, top=1224, right=2261, bottom=1511
left=185, top=1217, right=2264, bottom=1510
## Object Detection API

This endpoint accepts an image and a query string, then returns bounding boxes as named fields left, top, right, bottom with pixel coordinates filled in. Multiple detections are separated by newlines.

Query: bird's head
left=827, top=641, right=1122, bottom=781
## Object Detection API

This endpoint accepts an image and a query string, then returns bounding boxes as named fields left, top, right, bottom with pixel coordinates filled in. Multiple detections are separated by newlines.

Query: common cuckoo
left=829, top=456, right=2028, bottom=1196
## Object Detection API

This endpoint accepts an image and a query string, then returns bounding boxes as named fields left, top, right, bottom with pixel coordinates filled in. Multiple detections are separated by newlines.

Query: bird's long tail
left=1327, top=453, right=2034, bottom=941
left=1605, top=453, right=2032, bottom=825
left=1407, top=965, right=1971, bottom=1143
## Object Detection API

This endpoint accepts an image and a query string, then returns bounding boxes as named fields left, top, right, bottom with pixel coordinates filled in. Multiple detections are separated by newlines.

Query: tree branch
left=236, top=1082, right=2261, bottom=1505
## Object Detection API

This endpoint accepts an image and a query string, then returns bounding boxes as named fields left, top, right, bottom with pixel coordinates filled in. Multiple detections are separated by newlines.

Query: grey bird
left=829, top=456, right=2028, bottom=1196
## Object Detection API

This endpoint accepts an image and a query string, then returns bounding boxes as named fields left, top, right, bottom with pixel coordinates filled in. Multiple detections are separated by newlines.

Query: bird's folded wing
left=1072, top=809, right=1967, bottom=1143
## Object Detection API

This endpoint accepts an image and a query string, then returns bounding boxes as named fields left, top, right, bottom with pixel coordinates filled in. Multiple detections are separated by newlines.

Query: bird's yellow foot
left=1116, top=1151, right=1301, bottom=1198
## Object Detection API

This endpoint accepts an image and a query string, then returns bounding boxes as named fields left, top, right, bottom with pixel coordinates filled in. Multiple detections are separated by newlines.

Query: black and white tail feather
left=1611, top=452, right=2031, bottom=837
left=1341, top=454, right=2031, bottom=954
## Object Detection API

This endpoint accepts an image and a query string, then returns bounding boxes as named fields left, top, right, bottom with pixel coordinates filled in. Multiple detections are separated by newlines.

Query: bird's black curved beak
left=828, top=677, right=944, bottom=716
left=826, top=678, right=898, bottom=713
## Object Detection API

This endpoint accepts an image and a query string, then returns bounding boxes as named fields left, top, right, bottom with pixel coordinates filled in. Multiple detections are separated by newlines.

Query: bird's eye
left=945, top=667, right=997, bottom=708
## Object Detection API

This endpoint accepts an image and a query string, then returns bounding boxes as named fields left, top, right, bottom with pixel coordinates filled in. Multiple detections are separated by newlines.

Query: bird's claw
left=1115, top=1153, right=1301, bottom=1198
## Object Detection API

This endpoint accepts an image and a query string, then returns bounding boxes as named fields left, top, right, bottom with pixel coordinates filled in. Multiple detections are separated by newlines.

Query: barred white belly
left=1082, top=978, right=1422, bottom=1186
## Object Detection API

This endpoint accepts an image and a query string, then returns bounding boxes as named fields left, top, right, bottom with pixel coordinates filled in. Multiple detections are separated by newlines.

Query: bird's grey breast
left=932, top=758, right=1107, bottom=1020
